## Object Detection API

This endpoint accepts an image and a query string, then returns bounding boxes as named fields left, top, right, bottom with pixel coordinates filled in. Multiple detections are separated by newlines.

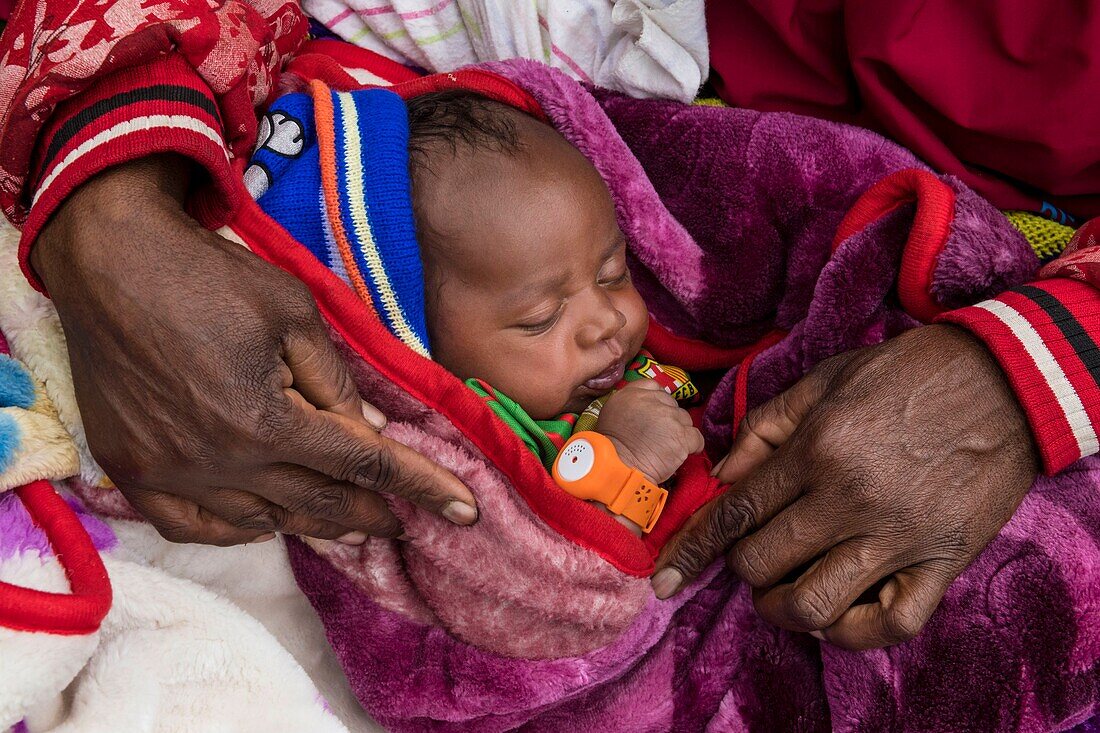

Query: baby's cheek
left=621, top=286, right=650, bottom=347
left=506, top=356, right=583, bottom=419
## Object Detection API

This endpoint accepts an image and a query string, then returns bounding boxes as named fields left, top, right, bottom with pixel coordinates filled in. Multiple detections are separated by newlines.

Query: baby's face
left=416, top=111, right=648, bottom=419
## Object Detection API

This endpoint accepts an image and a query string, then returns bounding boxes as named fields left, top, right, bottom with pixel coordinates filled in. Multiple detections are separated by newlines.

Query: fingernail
left=337, top=531, right=368, bottom=545
left=442, top=501, right=478, bottom=525
left=810, top=630, right=825, bottom=641
left=710, top=457, right=726, bottom=477
left=397, top=532, right=413, bottom=542
left=361, top=401, right=387, bottom=430
left=651, top=568, right=683, bottom=599
left=251, top=533, right=276, bottom=544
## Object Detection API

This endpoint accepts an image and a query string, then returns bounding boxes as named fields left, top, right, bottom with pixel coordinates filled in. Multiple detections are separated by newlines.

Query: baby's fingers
left=687, top=427, right=705, bottom=454
left=624, top=379, right=665, bottom=393
left=674, top=407, right=695, bottom=428
left=630, top=380, right=678, bottom=404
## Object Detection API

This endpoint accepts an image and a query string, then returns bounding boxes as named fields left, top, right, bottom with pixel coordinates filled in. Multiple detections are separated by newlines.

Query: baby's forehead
left=418, top=125, right=602, bottom=215
left=408, top=97, right=619, bottom=282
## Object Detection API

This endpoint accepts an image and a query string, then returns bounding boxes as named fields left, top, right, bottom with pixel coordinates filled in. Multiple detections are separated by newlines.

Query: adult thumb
left=714, top=352, right=854, bottom=485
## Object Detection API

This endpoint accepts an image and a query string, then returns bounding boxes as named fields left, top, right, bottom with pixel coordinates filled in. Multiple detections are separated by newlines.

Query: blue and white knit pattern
left=246, top=84, right=431, bottom=357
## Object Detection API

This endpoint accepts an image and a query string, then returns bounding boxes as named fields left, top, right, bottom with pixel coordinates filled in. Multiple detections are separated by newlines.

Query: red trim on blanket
left=284, top=53, right=362, bottom=90
left=730, top=330, right=788, bottom=439
left=831, top=168, right=956, bottom=323
left=388, top=70, right=550, bottom=123
left=285, top=44, right=420, bottom=91
left=301, top=39, right=421, bottom=84
left=0, top=481, right=112, bottom=635
left=643, top=318, right=787, bottom=371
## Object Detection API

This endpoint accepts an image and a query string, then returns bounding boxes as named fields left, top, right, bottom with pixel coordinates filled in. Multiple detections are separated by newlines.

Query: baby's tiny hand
left=597, top=380, right=705, bottom=484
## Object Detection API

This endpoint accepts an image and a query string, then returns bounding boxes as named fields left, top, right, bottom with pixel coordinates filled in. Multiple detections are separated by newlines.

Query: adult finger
left=247, top=463, right=402, bottom=539
left=728, top=493, right=854, bottom=587
left=653, top=449, right=806, bottom=599
left=192, top=484, right=377, bottom=544
left=275, top=407, right=478, bottom=525
left=751, top=539, right=890, bottom=632
left=715, top=363, right=839, bottom=484
left=283, top=317, right=387, bottom=430
left=121, top=485, right=274, bottom=546
left=815, top=563, right=954, bottom=650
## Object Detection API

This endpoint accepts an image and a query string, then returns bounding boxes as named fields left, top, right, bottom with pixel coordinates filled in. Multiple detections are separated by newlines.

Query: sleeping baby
left=248, top=86, right=704, bottom=535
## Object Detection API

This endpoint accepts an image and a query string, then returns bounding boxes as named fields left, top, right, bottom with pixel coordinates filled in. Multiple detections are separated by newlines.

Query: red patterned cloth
left=0, top=0, right=309, bottom=289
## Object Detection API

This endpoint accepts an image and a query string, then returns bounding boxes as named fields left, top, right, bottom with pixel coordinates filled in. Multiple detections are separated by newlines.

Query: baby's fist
left=597, top=380, right=704, bottom=483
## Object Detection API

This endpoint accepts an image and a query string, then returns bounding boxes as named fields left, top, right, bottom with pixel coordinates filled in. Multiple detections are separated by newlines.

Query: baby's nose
left=579, top=301, right=626, bottom=346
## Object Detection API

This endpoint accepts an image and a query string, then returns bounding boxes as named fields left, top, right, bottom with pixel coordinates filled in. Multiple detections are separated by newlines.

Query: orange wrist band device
left=552, top=431, right=668, bottom=534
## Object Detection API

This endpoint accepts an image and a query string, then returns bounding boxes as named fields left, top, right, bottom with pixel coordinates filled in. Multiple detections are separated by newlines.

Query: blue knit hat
left=245, top=83, right=431, bottom=357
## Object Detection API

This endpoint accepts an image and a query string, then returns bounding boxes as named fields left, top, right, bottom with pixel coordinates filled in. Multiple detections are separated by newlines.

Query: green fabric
left=1005, top=210, right=1077, bottom=261
left=465, top=351, right=697, bottom=472
left=466, top=379, right=574, bottom=471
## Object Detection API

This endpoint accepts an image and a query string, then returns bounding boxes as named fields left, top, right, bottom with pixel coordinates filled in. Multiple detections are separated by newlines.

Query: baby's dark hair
left=406, top=90, right=527, bottom=313
left=405, top=90, right=523, bottom=179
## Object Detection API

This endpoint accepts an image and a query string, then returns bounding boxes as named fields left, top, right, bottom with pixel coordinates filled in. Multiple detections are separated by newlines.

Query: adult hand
left=652, top=325, right=1038, bottom=650
left=34, top=155, right=477, bottom=546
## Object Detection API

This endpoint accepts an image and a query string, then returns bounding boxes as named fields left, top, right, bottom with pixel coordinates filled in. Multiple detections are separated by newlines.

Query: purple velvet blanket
left=281, top=61, right=1100, bottom=731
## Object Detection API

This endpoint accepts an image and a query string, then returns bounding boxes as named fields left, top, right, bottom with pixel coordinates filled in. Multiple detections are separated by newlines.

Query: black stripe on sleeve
left=1014, top=284, right=1100, bottom=391
left=38, top=85, right=222, bottom=177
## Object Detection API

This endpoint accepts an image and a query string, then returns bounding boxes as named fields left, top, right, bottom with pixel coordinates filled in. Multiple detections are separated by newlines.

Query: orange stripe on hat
left=309, top=79, right=377, bottom=312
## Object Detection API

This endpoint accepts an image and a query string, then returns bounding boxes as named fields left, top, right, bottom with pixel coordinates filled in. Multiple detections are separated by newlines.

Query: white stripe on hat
left=335, top=91, right=430, bottom=357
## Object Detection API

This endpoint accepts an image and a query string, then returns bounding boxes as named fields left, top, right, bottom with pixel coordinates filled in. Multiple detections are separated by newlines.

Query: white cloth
left=304, top=0, right=709, bottom=103
left=0, top=222, right=383, bottom=733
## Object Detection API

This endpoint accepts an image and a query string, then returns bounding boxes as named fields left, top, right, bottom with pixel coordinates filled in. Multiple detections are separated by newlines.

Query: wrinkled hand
left=33, top=155, right=477, bottom=546
left=597, top=379, right=704, bottom=483
left=652, top=325, right=1038, bottom=650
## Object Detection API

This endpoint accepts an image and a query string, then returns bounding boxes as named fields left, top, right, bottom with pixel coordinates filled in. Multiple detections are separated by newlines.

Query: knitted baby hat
left=246, top=83, right=431, bottom=357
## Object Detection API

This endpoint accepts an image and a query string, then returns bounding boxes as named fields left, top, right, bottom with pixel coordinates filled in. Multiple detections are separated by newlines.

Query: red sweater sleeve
left=938, top=218, right=1100, bottom=475
left=0, top=0, right=309, bottom=291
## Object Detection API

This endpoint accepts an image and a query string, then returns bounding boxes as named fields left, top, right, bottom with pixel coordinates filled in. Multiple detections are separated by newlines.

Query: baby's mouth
left=582, top=357, right=627, bottom=392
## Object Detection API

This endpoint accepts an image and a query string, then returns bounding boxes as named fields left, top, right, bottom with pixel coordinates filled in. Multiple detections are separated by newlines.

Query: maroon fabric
left=706, top=0, right=1100, bottom=223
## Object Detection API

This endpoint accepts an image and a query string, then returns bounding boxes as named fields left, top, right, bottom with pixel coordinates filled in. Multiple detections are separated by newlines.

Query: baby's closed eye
left=515, top=302, right=565, bottom=334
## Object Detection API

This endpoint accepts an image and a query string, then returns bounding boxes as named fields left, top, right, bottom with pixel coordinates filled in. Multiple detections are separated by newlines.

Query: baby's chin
left=519, top=390, right=597, bottom=421
left=560, top=388, right=606, bottom=416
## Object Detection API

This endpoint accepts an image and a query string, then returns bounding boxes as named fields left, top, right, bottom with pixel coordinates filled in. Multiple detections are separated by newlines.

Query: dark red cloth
left=707, top=0, right=1100, bottom=222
